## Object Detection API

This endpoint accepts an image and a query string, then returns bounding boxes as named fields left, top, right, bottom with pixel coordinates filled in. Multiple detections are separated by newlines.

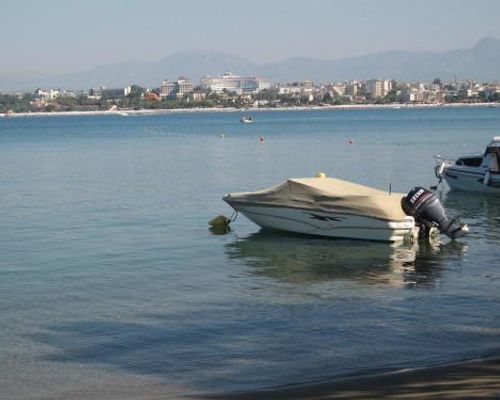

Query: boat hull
left=443, top=167, right=500, bottom=194
left=227, top=203, right=417, bottom=242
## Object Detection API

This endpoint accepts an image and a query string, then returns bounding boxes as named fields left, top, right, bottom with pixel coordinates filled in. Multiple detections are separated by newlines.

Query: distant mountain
left=2, top=38, right=500, bottom=91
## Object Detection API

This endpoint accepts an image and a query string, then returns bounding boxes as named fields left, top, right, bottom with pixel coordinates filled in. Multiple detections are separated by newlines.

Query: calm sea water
left=1, top=108, right=499, bottom=398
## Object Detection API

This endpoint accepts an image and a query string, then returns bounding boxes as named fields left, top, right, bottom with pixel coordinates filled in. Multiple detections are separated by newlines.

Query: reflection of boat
left=434, top=137, right=500, bottom=194
left=225, top=231, right=466, bottom=287
left=240, top=116, right=253, bottom=123
left=442, top=191, right=500, bottom=218
left=223, top=176, right=468, bottom=242
left=225, top=231, right=415, bottom=285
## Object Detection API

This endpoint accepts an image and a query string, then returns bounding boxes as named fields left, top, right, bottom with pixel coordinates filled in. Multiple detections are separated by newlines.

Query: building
left=344, top=81, right=359, bottom=96
left=482, top=86, right=499, bottom=100
left=201, top=72, right=271, bottom=95
left=365, top=79, right=392, bottom=99
left=145, top=92, right=160, bottom=101
left=188, top=89, right=207, bottom=101
left=278, top=81, right=315, bottom=95
left=34, top=88, right=60, bottom=100
left=176, top=78, right=194, bottom=99
left=160, top=78, right=194, bottom=99
left=278, top=85, right=302, bottom=95
left=160, top=80, right=177, bottom=98
left=88, top=86, right=105, bottom=100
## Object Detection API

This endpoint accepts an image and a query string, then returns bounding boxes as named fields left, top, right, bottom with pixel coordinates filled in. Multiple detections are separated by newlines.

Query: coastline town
left=1, top=72, right=500, bottom=115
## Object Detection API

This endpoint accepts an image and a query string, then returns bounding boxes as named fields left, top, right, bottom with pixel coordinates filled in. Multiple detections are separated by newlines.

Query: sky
left=1, top=0, right=500, bottom=76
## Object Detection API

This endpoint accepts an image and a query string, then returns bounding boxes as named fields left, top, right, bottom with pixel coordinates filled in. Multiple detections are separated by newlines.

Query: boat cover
left=224, top=177, right=408, bottom=221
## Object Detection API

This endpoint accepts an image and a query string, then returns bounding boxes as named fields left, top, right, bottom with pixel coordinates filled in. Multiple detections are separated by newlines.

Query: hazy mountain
left=280, top=37, right=500, bottom=83
left=2, top=38, right=499, bottom=91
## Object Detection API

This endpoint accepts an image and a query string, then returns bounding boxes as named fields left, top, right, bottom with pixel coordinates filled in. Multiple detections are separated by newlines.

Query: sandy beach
left=1, top=102, right=499, bottom=119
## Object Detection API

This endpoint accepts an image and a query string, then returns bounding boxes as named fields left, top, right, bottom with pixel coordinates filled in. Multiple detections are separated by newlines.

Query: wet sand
left=204, top=357, right=500, bottom=400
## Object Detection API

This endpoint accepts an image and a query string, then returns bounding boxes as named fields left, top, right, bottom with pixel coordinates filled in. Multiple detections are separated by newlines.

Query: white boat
left=223, top=175, right=468, bottom=242
left=435, top=137, right=500, bottom=194
left=240, top=116, right=253, bottom=123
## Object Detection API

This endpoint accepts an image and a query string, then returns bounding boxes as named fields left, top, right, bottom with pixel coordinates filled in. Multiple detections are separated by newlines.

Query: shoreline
left=40, top=356, right=500, bottom=399
left=203, top=355, right=500, bottom=400
left=1, top=102, right=499, bottom=119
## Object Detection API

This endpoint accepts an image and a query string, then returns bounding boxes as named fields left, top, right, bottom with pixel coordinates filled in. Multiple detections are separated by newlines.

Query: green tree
left=382, top=89, right=398, bottom=103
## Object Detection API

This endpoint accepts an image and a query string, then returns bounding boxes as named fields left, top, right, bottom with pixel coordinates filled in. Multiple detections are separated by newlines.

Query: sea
left=1, top=107, right=499, bottom=399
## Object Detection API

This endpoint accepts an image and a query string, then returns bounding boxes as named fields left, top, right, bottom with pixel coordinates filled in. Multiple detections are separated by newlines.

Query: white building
left=176, top=78, right=194, bottom=98
left=34, top=88, right=61, bottom=100
left=365, top=79, right=392, bottom=99
left=160, top=78, right=194, bottom=99
left=201, top=72, right=271, bottom=94
left=278, top=81, right=315, bottom=95
left=344, top=81, right=360, bottom=96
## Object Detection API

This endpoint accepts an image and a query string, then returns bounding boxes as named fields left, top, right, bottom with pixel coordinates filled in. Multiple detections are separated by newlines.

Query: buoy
left=209, top=215, right=230, bottom=228
left=259, top=136, right=264, bottom=142
left=316, top=172, right=326, bottom=178
left=348, top=138, right=354, bottom=144
left=209, top=214, right=233, bottom=235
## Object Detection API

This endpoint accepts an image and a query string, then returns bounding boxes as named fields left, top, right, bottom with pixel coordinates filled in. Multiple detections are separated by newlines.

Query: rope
left=229, top=210, right=238, bottom=224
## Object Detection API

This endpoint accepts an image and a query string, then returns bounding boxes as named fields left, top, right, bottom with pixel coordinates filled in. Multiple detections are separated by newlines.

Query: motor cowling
left=402, top=187, right=468, bottom=239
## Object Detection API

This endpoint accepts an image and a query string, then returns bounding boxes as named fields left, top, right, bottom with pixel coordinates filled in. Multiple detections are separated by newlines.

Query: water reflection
left=441, top=191, right=500, bottom=217
left=225, top=231, right=467, bottom=288
left=403, top=239, right=467, bottom=288
left=441, top=191, right=500, bottom=242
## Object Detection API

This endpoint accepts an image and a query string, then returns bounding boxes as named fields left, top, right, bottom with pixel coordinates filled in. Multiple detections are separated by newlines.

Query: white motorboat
left=240, top=116, right=253, bottom=123
left=435, top=137, right=500, bottom=194
left=222, top=175, right=468, bottom=242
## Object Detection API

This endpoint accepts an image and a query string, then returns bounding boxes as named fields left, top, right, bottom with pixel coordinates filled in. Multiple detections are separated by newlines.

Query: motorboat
left=240, top=116, right=253, bottom=123
left=222, top=174, right=468, bottom=242
left=434, top=136, right=500, bottom=194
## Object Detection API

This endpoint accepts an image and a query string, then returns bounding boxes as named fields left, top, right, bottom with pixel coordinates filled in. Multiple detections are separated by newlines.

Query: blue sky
left=2, top=0, right=500, bottom=75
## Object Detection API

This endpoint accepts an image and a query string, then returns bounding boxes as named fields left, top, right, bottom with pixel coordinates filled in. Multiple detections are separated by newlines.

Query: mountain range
left=2, top=37, right=500, bottom=91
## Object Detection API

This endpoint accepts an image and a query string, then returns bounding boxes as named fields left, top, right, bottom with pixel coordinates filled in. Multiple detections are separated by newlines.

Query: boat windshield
left=456, top=156, right=483, bottom=167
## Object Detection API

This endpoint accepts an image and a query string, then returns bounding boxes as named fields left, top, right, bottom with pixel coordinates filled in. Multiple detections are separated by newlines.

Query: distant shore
left=1, top=102, right=499, bottom=119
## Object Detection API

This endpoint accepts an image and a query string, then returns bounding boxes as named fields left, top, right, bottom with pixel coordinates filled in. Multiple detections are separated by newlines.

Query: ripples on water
left=0, top=109, right=499, bottom=397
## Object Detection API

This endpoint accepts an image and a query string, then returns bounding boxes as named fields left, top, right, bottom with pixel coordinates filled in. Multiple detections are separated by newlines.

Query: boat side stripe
left=240, top=208, right=409, bottom=232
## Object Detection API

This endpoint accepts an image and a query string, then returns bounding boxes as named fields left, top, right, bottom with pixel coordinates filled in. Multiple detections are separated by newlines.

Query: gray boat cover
left=224, top=177, right=408, bottom=221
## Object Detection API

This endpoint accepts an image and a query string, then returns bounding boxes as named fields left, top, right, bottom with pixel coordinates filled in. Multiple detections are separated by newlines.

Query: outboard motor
left=402, top=187, right=469, bottom=239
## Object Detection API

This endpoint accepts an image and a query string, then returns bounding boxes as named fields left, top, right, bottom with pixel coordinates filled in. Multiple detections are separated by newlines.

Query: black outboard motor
left=402, top=187, right=469, bottom=239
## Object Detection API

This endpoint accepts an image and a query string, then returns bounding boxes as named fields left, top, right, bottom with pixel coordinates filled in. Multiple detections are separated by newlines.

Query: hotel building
left=201, top=72, right=271, bottom=95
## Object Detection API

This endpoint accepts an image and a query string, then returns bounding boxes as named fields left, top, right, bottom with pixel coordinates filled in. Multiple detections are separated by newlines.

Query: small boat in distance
left=435, top=137, right=500, bottom=194
left=223, top=175, right=468, bottom=242
left=240, top=116, right=253, bottom=123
